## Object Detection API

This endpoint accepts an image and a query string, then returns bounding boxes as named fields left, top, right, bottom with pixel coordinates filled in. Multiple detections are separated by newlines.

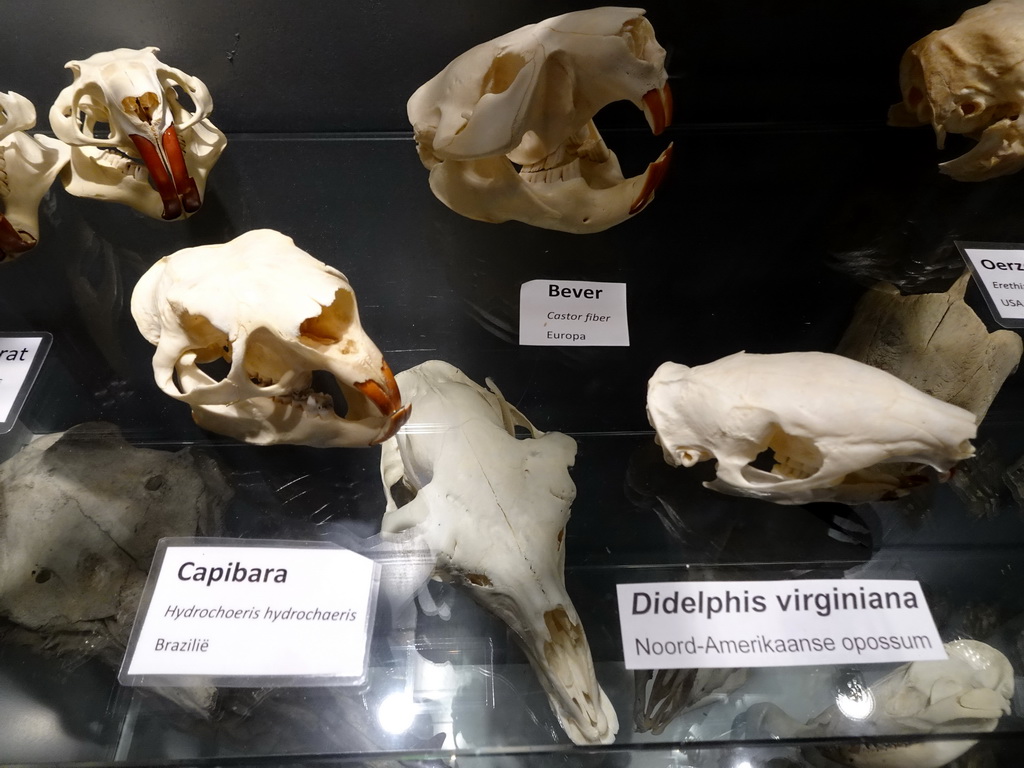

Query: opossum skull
left=49, top=46, right=225, bottom=219
left=130, top=229, right=409, bottom=446
left=889, top=0, right=1024, bottom=180
left=408, top=7, right=673, bottom=233
left=0, top=92, right=70, bottom=262
left=646, top=352, right=977, bottom=505
left=746, top=639, right=1013, bottom=768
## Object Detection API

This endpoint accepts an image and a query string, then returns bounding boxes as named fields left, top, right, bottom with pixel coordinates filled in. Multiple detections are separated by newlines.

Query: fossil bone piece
left=49, top=46, right=225, bottom=219
left=130, top=229, right=410, bottom=447
left=744, top=639, right=1014, bottom=768
left=0, top=91, right=70, bottom=262
left=0, top=422, right=230, bottom=715
left=407, top=7, right=673, bottom=233
left=836, top=272, right=1022, bottom=422
left=646, top=351, right=977, bottom=505
left=889, top=0, right=1024, bottom=181
left=379, top=360, right=618, bottom=744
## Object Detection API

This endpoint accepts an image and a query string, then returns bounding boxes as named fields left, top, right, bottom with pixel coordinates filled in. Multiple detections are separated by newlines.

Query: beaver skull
left=49, top=46, right=225, bottom=219
left=889, top=0, right=1024, bottom=181
left=130, top=229, right=409, bottom=446
left=408, top=7, right=673, bottom=233
left=646, top=351, right=977, bottom=505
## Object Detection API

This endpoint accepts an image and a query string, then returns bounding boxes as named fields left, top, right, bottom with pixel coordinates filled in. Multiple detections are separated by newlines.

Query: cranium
left=130, top=229, right=410, bottom=447
left=889, top=0, right=1024, bottom=181
left=407, top=7, right=673, bottom=233
left=49, top=46, right=225, bottom=219
left=646, top=351, right=977, bottom=505
left=0, top=91, right=69, bottom=262
left=745, top=639, right=1014, bottom=768
left=379, top=360, right=618, bottom=744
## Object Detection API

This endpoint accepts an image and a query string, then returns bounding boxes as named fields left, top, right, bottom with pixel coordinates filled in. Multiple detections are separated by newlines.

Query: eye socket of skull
left=298, top=288, right=356, bottom=350
left=621, top=16, right=658, bottom=60
left=482, top=51, right=530, bottom=95
left=242, top=327, right=311, bottom=389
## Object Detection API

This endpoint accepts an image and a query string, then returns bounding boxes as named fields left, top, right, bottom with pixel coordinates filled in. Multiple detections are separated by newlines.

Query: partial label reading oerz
left=957, top=242, right=1024, bottom=327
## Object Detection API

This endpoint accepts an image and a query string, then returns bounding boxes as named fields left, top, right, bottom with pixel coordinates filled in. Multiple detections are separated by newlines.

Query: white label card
left=0, top=333, right=50, bottom=432
left=120, top=539, right=379, bottom=686
left=957, top=242, right=1024, bottom=328
left=519, top=279, right=629, bottom=346
left=617, top=579, right=945, bottom=669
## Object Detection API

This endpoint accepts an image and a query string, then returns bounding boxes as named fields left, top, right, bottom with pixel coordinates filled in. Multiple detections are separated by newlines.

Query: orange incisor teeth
left=130, top=133, right=182, bottom=220
left=161, top=125, right=202, bottom=213
left=642, top=84, right=673, bottom=136
left=355, top=361, right=411, bottom=443
left=129, top=125, right=202, bottom=220
left=0, top=215, right=35, bottom=262
left=629, top=143, right=673, bottom=215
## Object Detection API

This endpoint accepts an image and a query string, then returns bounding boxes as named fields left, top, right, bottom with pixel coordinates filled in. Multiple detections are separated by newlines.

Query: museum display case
left=3, top=1, right=1024, bottom=765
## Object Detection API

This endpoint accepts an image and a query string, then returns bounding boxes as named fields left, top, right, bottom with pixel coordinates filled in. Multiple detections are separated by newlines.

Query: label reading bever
left=519, top=279, right=629, bottom=346
left=617, top=579, right=945, bottom=669
left=0, top=333, right=50, bottom=433
left=120, top=539, right=379, bottom=687
left=957, top=241, right=1024, bottom=328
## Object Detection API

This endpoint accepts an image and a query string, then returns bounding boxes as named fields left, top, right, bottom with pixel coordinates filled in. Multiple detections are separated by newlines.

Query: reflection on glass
left=377, top=692, right=416, bottom=734
left=835, top=674, right=875, bottom=721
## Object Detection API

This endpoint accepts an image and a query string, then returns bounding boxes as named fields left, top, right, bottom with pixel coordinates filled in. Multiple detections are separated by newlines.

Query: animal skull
left=745, top=639, right=1014, bottom=768
left=646, top=351, right=977, bottom=505
left=130, top=229, right=409, bottom=447
left=889, top=0, right=1024, bottom=181
left=49, top=46, right=225, bottom=219
left=0, top=91, right=69, bottom=262
left=379, top=360, right=618, bottom=745
left=407, top=7, right=673, bottom=233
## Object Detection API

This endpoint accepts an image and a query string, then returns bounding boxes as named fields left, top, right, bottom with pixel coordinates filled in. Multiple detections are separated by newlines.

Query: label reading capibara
left=120, top=539, right=379, bottom=687
left=519, top=279, right=629, bottom=346
left=0, top=333, right=50, bottom=433
left=617, top=579, right=945, bottom=669
left=957, top=241, right=1024, bottom=328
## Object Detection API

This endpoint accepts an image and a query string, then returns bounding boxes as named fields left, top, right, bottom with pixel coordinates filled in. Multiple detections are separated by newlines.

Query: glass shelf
left=2, top=119, right=1024, bottom=767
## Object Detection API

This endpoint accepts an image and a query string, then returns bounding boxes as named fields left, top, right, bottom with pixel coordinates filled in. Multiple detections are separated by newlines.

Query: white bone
left=646, top=351, right=977, bottom=505
left=746, top=639, right=1014, bottom=768
left=0, top=91, right=69, bottom=262
left=889, top=0, right=1024, bottom=180
left=130, top=229, right=409, bottom=447
left=408, top=7, right=673, bottom=233
left=49, top=47, right=225, bottom=219
left=378, top=360, right=618, bottom=745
